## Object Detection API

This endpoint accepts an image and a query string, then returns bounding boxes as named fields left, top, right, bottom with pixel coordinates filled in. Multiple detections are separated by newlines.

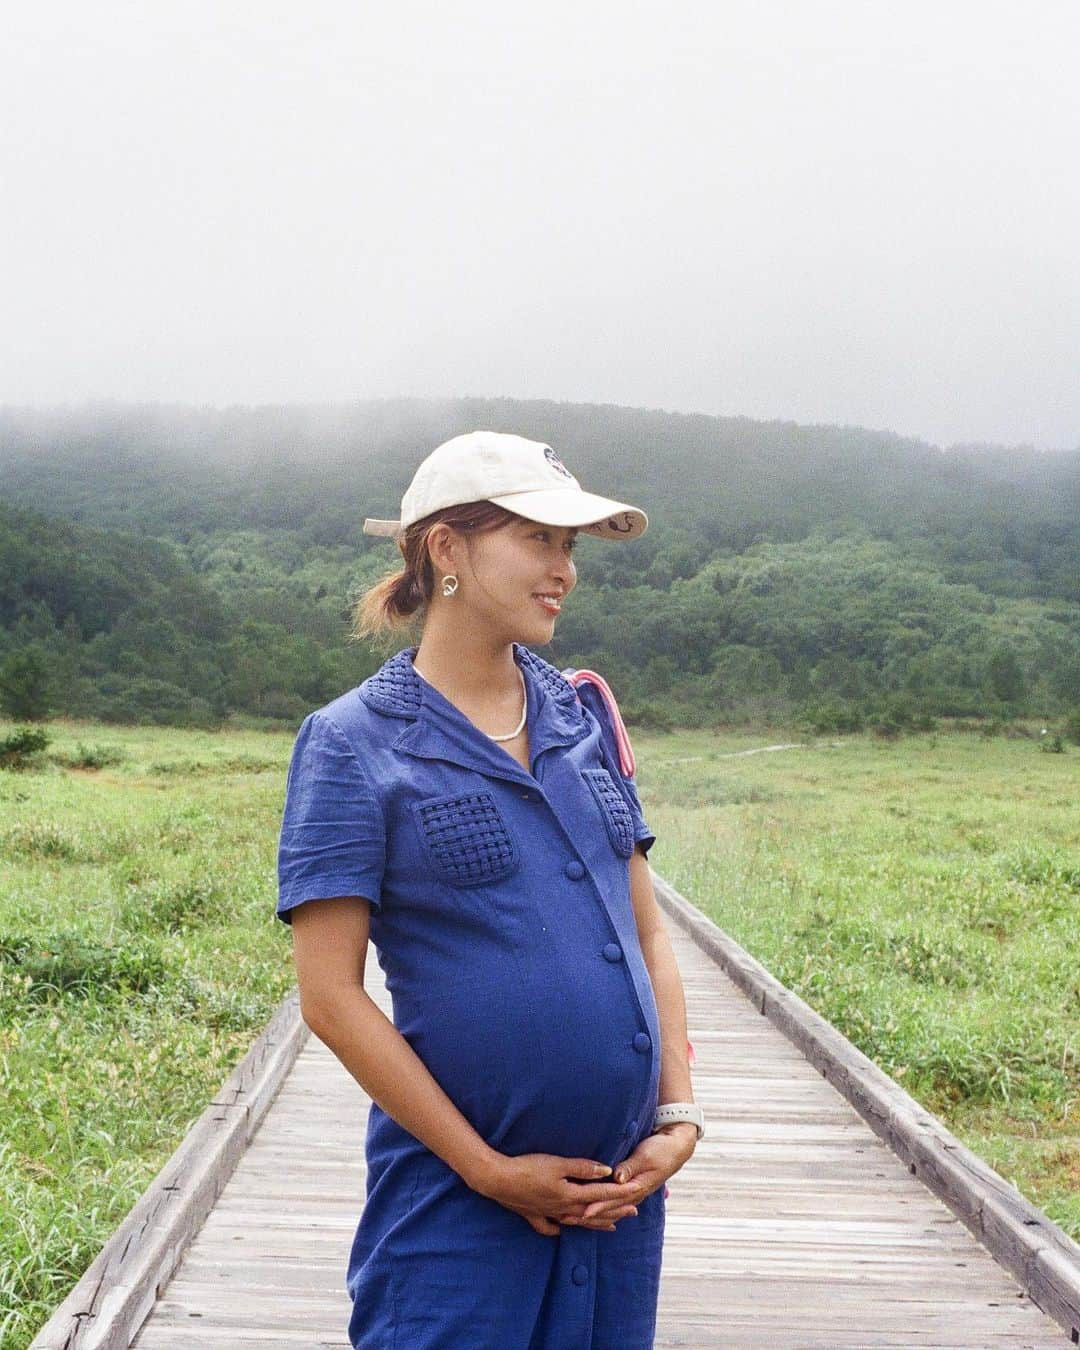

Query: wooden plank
left=126, top=916, right=1068, bottom=1348
left=652, top=870, right=1080, bottom=1344
left=35, top=867, right=1077, bottom=1348
left=29, top=993, right=309, bottom=1350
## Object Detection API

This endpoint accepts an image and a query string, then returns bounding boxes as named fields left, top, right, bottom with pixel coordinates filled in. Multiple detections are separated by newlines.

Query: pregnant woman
left=277, top=431, right=702, bottom=1348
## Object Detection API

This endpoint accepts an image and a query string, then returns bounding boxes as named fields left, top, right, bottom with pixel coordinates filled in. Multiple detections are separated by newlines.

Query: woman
left=277, top=431, right=702, bottom=1348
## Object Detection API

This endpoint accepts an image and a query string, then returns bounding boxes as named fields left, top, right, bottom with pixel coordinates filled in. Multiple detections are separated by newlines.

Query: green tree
left=987, top=646, right=1026, bottom=705
left=0, top=646, right=52, bottom=720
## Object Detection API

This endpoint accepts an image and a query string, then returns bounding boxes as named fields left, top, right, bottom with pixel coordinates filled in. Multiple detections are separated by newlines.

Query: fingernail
left=595, top=1165, right=611, bottom=1176
left=614, top=1170, right=627, bottom=1183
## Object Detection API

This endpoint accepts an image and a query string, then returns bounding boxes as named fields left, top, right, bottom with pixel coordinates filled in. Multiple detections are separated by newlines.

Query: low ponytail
left=350, top=500, right=518, bottom=643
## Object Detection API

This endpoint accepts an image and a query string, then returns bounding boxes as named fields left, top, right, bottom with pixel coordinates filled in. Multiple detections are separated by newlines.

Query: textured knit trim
left=358, top=643, right=582, bottom=721
left=581, top=767, right=636, bottom=858
left=412, top=790, right=519, bottom=886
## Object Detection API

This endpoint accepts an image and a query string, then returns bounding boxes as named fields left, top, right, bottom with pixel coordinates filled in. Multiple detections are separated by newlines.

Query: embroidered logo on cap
left=585, top=512, right=636, bottom=535
left=543, top=446, right=574, bottom=479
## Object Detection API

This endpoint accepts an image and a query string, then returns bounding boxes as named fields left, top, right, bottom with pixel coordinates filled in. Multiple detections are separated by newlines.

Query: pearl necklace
left=488, top=668, right=528, bottom=741
left=413, top=661, right=527, bottom=742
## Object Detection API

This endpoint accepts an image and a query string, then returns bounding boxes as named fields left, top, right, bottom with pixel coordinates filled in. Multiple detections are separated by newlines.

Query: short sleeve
left=576, top=686, right=657, bottom=859
left=615, top=769, right=656, bottom=858
left=276, top=712, right=386, bottom=924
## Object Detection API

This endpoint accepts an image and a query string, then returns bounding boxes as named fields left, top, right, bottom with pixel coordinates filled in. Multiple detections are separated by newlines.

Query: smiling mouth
left=533, top=593, right=563, bottom=614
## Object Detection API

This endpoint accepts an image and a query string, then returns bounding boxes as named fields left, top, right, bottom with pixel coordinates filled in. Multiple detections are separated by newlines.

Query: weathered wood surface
left=122, top=879, right=1072, bottom=1348
left=28, top=991, right=309, bottom=1350
left=652, top=872, right=1080, bottom=1344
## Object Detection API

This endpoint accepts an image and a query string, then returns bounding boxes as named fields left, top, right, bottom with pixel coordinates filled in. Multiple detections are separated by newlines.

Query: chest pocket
left=413, top=790, right=519, bottom=886
left=581, top=768, right=635, bottom=859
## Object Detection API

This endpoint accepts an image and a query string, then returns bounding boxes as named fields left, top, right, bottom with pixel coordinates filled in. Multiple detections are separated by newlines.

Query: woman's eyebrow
left=526, top=522, right=576, bottom=535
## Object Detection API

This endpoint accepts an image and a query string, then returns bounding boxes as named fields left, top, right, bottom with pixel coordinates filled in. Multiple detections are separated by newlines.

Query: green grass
left=642, top=727, right=1079, bottom=1240
left=1, top=719, right=1077, bottom=1347
left=0, top=721, right=296, bottom=1349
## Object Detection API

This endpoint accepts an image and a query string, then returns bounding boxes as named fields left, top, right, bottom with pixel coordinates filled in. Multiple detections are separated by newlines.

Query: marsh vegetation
left=1, top=718, right=1076, bottom=1347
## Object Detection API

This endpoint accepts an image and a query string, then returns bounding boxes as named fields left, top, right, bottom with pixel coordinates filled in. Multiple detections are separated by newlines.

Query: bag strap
left=564, top=669, right=694, bottom=1073
left=561, top=667, right=636, bottom=778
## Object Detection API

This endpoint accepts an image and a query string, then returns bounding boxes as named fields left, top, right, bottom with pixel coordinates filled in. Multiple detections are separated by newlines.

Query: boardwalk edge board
left=28, top=990, right=309, bottom=1350
left=650, top=871, right=1080, bottom=1344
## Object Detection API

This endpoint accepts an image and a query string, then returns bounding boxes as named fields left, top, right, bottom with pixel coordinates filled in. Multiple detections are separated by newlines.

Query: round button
left=633, top=1032, right=652, bottom=1054
left=602, top=943, right=623, bottom=963
left=564, top=859, right=585, bottom=881
left=571, top=1264, right=589, bottom=1286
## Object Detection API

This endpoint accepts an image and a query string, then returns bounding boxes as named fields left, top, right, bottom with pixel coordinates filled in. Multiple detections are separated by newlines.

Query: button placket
left=530, top=754, right=660, bottom=1080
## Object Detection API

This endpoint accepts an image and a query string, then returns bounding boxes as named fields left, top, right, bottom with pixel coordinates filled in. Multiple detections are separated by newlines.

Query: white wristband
left=652, top=1102, right=704, bottom=1141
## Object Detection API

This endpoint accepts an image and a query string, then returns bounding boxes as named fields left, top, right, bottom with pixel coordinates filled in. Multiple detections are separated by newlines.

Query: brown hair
left=351, top=501, right=522, bottom=642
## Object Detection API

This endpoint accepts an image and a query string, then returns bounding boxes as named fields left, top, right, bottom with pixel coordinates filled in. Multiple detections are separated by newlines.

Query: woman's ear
left=424, top=523, right=458, bottom=576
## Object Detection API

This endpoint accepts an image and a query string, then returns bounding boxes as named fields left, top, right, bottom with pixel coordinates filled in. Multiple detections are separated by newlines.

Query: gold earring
left=441, top=574, right=459, bottom=597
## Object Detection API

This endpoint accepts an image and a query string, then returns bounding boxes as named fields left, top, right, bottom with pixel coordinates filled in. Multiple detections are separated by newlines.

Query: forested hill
left=1, top=399, right=1078, bottom=730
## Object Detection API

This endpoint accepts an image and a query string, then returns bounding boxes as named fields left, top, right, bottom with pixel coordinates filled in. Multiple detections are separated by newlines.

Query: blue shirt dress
left=277, top=642, right=665, bottom=1349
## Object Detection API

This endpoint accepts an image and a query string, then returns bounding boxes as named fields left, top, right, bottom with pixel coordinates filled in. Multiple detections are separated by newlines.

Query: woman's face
left=455, top=515, right=579, bottom=643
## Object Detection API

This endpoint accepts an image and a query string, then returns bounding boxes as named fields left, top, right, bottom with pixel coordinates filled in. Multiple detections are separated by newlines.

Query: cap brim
left=363, top=518, right=403, bottom=537
left=487, top=489, right=648, bottom=540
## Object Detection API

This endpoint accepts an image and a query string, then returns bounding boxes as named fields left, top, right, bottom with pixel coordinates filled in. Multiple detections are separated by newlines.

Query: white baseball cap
left=362, top=431, right=648, bottom=541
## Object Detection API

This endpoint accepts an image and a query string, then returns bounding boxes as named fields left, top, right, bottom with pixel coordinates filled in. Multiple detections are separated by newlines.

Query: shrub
left=51, top=742, right=127, bottom=771
left=797, top=700, right=865, bottom=735
left=0, top=726, right=51, bottom=770
left=621, top=701, right=675, bottom=733
left=89, top=678, right=218, bottom=728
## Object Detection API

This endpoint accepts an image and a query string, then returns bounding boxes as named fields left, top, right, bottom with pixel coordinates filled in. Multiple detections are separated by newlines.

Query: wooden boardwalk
left=122, top=909, right=1072, bottom=1348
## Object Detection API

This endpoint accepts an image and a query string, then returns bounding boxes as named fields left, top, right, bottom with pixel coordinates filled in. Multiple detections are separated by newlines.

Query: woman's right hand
left=473, top=1152, right=640, bottom=1237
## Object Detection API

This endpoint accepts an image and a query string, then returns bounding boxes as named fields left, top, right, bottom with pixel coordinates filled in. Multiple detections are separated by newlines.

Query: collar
left=358, top=642, right=587, bottom=787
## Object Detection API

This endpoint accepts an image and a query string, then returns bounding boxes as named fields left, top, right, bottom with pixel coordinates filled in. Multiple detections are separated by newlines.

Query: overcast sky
left=3, top=2, right=1078, bottom=449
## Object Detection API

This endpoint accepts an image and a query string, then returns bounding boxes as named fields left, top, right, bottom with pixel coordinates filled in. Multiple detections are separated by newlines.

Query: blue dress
left=277, top=643, right=665, bottom=1349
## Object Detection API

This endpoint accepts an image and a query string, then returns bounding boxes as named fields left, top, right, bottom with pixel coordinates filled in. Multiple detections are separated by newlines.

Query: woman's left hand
left=557, top=1123, right=697, bottom=1227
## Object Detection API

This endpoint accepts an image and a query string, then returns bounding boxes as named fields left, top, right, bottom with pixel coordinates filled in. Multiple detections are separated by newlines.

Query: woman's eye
left=533, top=530, right=576, bottom=551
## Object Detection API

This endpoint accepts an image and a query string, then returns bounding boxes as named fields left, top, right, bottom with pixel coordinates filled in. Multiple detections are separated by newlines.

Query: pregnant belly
left=396, top=958, right=658, bottom=1162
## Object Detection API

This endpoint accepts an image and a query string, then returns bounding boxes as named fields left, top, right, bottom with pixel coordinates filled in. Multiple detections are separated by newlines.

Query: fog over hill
left=1, top=399, right=1078, bottom=730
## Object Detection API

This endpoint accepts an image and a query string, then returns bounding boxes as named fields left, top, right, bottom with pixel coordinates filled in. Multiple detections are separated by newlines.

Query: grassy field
left=643, top=727, right=1079, bottom=1242
left=0, top=718, right=1077, bottom=1346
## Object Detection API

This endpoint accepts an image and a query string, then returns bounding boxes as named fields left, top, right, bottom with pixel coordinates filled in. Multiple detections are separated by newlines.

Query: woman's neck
left=411, top=620, right=522, bottom=708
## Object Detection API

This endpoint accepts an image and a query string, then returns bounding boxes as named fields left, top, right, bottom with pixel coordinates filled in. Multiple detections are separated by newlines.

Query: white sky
left=3, top=1, right=1079, bottom=448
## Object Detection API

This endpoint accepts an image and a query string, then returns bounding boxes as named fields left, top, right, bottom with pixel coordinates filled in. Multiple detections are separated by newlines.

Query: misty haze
left=4, top=5, right=1080, bottom=1349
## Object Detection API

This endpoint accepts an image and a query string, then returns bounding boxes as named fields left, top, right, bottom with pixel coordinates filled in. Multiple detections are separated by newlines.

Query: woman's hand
left=472, top=1152, right=641, bottom=1237
left=559, top=1124, right=697, bottom=1227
